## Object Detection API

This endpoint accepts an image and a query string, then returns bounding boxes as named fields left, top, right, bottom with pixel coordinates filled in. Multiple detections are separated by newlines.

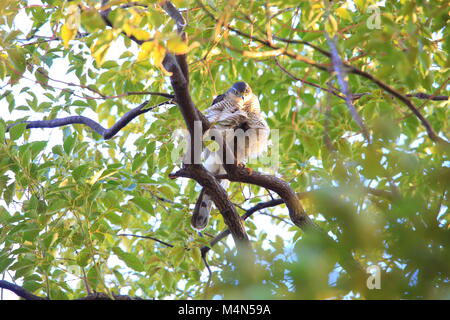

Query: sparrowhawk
left=190, top=81, right=270, bottom=230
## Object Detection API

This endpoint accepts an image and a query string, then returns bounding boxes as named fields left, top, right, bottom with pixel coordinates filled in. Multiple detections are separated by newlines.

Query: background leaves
left=0, top=0, right=449, bottom=300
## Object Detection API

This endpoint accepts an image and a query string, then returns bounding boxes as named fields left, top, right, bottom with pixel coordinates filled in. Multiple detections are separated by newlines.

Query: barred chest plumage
left=204, top=94, right=269, bottom=163
left=189, top=82, right=269, bottom=230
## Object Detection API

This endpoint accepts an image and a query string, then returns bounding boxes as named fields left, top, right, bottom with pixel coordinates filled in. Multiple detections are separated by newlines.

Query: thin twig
left=405, top=93, right=448, bottom=101
left=326, top=34, right=371, bottom=143
left=118, top=233, right=174, bottom=248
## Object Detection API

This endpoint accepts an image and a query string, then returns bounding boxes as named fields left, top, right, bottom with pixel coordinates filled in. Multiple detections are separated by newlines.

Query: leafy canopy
left=0, top=0, right=449, bottom=299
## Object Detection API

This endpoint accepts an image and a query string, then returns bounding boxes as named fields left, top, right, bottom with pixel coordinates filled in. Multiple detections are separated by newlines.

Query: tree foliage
left=0, top=0, right=449, bottom=299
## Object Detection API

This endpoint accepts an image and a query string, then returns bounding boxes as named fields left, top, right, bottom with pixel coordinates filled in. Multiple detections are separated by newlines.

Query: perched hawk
left=190, top=81, right=270, bottom=230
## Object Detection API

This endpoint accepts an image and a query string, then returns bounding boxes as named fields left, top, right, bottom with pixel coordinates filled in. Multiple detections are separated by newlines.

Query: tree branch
left=0, top=279, right=142, bottom=300
left=7, top=99, right=173, bottom=139
left=161, top=3, right=252, bottom=253
left=202, top=165, right=320, bottom=232
left=99, top=3, right=148, bottom=45
left=405, top=93, right=449, bottom=101
left=161, top=1, right=190, bottom=84
left=199, top=3, right=448, bottom=145
left=0, top=280, right=46, bottom=300
left=118, top=233, right=174, bottom=248
left=348, top=66, right=449, bottom=145
left=275, top=57, right=338, bottom=94
left=326, top=35, right=371, bottom=143
left=169, top=166, right=252, bottom=252
left=200, top=198, right=286, bottom=257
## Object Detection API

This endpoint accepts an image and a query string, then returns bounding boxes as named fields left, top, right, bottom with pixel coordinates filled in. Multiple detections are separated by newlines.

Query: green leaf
left=112, top=247, right=144, bottom=272
left=22, top=223, right=41, bottom=241
left=76, top=249, right=90, bottom=267
left=0, top=120, right=6, bottom=141
left=161, top=269, right=173, bottom=288
left=191, top=247, right=202, bottom=268
left=29, top=141, right=48, bottom=159
left=172, top=247, right=185, bottom=267
left=0, top=258, right=14, bottom=274
left=130, top=196, right=154, bottom=215
left=9, top=123, right=27, bottom=141
left=87, top=267, right=100, bottom=289
left=63, top=134, right=76, bottom=155
left=3, top=182, right=15, bottom=205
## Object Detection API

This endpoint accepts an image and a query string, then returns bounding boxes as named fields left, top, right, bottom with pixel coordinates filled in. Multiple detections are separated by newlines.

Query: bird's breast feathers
left=203, top=92, right=269, bottom=159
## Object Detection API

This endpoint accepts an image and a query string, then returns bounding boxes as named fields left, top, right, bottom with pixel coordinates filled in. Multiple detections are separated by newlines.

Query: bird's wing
left=211, top=93, right=225, bottom=106
left=204, top=96, right=245, bottom=126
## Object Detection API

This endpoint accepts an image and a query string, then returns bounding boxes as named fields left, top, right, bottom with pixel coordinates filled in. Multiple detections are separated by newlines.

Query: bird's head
left=227, top=81, right=253, bottom=103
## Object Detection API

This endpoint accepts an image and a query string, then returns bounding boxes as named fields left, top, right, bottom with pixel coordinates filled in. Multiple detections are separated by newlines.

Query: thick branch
left=162, top=54, right=208, bottom=135
left=221, top=166, right=319, bottom=232
left=0, top=279, right=141, bottom=300
left=169, top=166, right=252, bottom=251
left=0, top=280, right=46, bottom=300
left=161, top=3, right=251, bottom=252
left=160, top=1, right=186, bottom=34
left=7, top=100, right=172, bottom=139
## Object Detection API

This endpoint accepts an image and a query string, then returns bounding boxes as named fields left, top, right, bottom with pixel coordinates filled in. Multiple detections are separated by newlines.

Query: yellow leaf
left=101, top=170, right=118, bottom=180
left=61, top=23, right=77, bottom=48
left=325, top=15, right=338, bottom=36
left=152, top=44, right=165, bottom=67
left=90, top=40, right=110, bottom=66
left=172, top=0, right=186, bottom=6
left=138, top=41, right=170, bottom=75
left=152, top=44, right=171, bottom=75
left=123, top=23, right=133, bottom=37
left=167, top=37, right=188, bottom=54
left=138, top=41, right=155, bottom=61
left=59, top=179, right=69, bottom=187
left=133, top=29, right=151, bottom=41
left=123, top=23, right=150, bottom=41
left=336, top=7, right=351, bottom=21
left=88, top=168, right=105, bottom=185
left=108, top=148, right=116, bottom=159
left=107, top=115, right=115, bottom=128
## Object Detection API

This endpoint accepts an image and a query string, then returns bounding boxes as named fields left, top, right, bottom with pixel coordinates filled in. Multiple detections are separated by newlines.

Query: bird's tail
left=191, top=180, right=230, bottom=230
